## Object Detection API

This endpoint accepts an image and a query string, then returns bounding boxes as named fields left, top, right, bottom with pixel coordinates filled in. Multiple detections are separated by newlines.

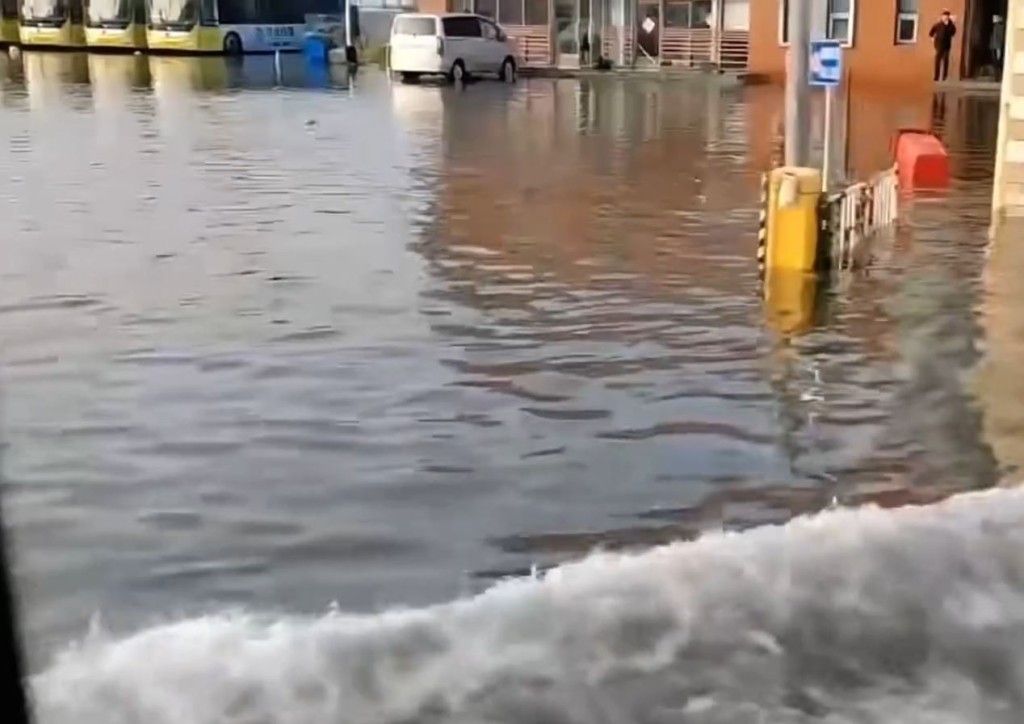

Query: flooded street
left=3, top=52, right=1024, bottom=722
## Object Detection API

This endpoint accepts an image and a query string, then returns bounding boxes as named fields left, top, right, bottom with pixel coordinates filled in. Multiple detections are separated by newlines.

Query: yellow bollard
left=763, top=269, right=820, bottom=336
left=766, top=167, right=822, bottom=273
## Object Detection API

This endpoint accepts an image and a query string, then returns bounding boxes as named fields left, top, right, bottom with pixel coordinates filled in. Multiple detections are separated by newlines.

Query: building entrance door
left=962, top=0, right=1009, bottom=79
left=555, top=0, right=580, bottom=67
left=554, top=0, right=601, bottom=67
left=636, top=1, right=660, bottom=65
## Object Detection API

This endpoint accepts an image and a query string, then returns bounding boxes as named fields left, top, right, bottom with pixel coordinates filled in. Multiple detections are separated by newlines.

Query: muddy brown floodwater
left=4, top=52, right=1024, bottom=724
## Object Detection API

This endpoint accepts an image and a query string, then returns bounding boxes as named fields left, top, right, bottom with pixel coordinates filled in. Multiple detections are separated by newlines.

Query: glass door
left=636, top=0, right=660, bottom=65
left=555, top=0, right=580, bottom=67
left=580, top=0, right=591, bottom=65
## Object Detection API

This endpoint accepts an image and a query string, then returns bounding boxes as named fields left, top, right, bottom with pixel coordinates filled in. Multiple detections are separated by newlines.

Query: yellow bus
left=146, top=0, right=351, bottom=55
left=1, top=0, right=19, bottom=45
left=85, top=0, right=148, bottom=50
left=20, top=0, right=87, bottom=48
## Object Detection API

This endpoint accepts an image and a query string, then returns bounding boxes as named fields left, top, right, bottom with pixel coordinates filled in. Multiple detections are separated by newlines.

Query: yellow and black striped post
left=757, top=172, right=769, bottom=278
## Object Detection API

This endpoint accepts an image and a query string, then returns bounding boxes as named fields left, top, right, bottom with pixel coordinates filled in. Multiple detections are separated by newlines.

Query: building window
left=665, top=0, right=712, bottom=28
left=498, top=0, right=523, bottom=24
left=447, top=0, right=538, bottom=24
left=895, top=0, right=918, bottom=44
left=524, top=0, right=547, bottom=24
left=826, top=0, right=853, bottom=45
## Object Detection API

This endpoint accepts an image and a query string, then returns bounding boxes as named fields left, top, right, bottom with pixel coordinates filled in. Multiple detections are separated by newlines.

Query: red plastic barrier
left=892, top=129, right=950, bottom=190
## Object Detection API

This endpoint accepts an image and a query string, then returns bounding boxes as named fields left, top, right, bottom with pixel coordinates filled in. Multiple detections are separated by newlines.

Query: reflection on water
left=977, top=218, right=1024, bottom=478
left=3, top=51, right=351, bottom=96
left=0, top=54, right=1020, bottom=718
left=87, top=54, right=152, bottom=95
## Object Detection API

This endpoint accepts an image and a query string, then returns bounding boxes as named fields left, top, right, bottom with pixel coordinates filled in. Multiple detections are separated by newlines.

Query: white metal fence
left=823, top=165, right=899, bottom=270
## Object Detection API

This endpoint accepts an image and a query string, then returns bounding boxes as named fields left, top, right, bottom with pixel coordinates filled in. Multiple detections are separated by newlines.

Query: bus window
left=149, top=0, right=197, bottom=26
left=217, top=0, right=258, bottom=24
left=302, top=0, right=342, bottom=13
left=199, top=0, right=216, bottom=24
left=21, top=0, right=65, bottom=21
left=215, top=0, right=241, bottom=24
left=269, top=0, right=301, bottom=24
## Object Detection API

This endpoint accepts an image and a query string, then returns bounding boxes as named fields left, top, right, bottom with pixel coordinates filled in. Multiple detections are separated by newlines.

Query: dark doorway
left=961, top=0, right=1008, bottom=80
left=636, top=1, right=659, bottom=65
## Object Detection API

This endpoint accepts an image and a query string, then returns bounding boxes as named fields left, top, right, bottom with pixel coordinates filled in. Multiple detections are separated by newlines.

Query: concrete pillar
left=711, top=0, right=722, bottom=67
left=784, top=0, right=811, bottom=167
left=993, top=0, right=1024, bottom=219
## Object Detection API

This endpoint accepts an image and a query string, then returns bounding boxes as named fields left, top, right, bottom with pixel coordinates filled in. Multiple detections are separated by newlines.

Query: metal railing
left=593, top=26, right=748, bottom=71
left=822, top=165, right=899, bottom=270
left=504, top=26, right=551, bottom=66
left=658, top=29, right=748, bottom=70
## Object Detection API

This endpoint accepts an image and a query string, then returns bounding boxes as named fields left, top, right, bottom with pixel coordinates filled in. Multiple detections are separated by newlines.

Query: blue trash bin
left=303, top=33, right=332, bottom=64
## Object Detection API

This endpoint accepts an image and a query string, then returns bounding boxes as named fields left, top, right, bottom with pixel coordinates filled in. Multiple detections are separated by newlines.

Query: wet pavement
left=0, top=51, right=1018, bottom=693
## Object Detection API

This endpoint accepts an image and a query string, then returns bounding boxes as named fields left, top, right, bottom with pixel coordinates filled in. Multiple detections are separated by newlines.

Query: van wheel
left=223, top=32, right=243, bottom=56
left=449, top=60, right=466, bottom=84
left=400, top=72, right=421, bottom=84
left=499, top=57, right=516, bottom=82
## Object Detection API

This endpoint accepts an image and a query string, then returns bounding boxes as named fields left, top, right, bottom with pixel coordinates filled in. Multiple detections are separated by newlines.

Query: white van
left=389, top=13, right=520, bottom=84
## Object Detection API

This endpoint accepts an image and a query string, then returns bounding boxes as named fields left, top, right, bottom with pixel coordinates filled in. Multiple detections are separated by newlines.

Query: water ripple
left=0, top=55, right=1009, bottom=689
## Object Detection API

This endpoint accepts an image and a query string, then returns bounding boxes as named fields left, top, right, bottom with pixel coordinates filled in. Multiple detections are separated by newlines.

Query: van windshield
left=393, top=16, right=435, bottom=35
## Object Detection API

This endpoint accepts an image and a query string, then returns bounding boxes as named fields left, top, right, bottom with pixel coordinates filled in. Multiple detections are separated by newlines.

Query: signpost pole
left=808, top=40, right=842, bottom=193
left=822, top=85, right=833, bottom=192
left=784, top=0, right=812, bottom=166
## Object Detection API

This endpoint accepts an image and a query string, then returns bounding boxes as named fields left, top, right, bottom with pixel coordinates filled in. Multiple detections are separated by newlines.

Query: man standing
left=991, top=15, right=1007, bottom=82
left=929, top=10, right=957, bottom=82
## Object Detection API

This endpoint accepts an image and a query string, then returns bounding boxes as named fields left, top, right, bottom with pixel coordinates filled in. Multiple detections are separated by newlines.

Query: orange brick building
left=748, top=0, right=1006, bottom=87
left=406, top=0, right=1004, bottom=84
left=414, top=0, right=752, bottom=69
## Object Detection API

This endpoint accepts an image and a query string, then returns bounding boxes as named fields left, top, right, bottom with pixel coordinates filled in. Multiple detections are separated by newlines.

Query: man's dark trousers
left=934, top=50, right=950, bottom=81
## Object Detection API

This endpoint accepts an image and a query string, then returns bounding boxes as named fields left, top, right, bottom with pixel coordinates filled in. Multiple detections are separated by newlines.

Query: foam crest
left=34, top=489, right=1024, bottom=723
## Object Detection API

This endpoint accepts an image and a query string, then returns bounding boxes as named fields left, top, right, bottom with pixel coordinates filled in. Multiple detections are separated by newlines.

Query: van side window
left=394, top=16, right=437, bottom=35
left=480, top=20, right=497, bottom=40
left=442, top=16, right=482, bottom=38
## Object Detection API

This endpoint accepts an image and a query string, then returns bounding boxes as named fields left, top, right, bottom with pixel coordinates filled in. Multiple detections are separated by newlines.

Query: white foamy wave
left=34, top=489, right=1024, bottom=724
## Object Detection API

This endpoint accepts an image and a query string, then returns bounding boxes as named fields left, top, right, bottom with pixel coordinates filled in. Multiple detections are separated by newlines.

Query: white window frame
left=895, top=0, right=918, bottom=45
left=778, top=0, right=789, bottom=46
left=895, top=12, right=918, bottom=43
left=778, top=0, right=856, bottom=48
left=826, top=0, right=855, bottom=47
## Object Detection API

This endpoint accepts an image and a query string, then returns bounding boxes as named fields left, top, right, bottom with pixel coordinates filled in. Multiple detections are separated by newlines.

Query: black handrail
left=0, top=498, right=30, bottom=724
